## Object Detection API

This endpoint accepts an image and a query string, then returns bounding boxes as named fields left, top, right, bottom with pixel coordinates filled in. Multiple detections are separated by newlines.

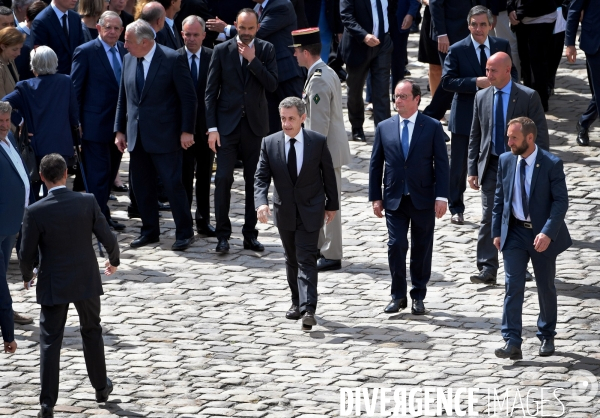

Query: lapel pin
left=536, top=164, right=539, bottom=167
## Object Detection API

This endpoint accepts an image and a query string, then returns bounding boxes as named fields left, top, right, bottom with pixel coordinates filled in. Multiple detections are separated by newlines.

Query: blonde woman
left=0, top=27, right=25, bottom=99
left=79, top=0, right=108, bottom=41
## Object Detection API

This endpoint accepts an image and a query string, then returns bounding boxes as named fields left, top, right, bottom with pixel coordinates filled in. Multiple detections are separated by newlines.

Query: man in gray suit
left=292, top=28, right=351, bottom=272
left=254, top=97, right=338, bottom=331
left=468, top=52, right=548, bottom=286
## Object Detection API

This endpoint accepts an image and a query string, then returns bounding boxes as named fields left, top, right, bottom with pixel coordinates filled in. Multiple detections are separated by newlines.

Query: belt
left=510, top=216, right=532, bottom=229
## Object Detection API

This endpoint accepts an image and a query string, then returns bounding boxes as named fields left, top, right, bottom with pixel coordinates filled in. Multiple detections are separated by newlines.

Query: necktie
left=375, top=0, right=385, bottom=40
left=288, top=138, right=297, bottom=184
left=479, top=44, right=487, bottom=75
left=401, top=120, right=409, bottom=194
left=7, top=62, right=17, bottom=83
left=109, top=47, right=121, bottom=83
left=258, top=5, right=263, bottom=18
left=61, top=14, right=69, bottom=44
left=494, top=90, right=505, bottom=156
left=136, top=57, right=144, bottom=97
left=520, top=159, right=529, bottom=220
left=241, top=57, right=248, bottom=80
left=190, top=54, right=198, bottom=86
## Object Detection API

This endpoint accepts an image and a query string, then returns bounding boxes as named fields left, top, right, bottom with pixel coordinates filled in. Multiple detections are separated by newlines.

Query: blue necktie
left=375, top=0, right=385, bottom=40
left=110, top=46, right=121, bottom=83
left=494, top=90, right=505, bottom=156
left=401, top=119, right=409, bottom=194
left=190, top=54, right=198, bottom=86
left=136, top=57, right=144, bottom=97
left=520, top=159, right=529, bottom=219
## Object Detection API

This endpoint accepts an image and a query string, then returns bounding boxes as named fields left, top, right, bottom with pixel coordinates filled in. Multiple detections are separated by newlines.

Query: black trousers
left=40, top=296, right=107, bottom=408
left=81, top=140, right=112, bottom=220
left=214, top=117, right=261, bottom=241
left=346, top=33, right=393, bottom=130
left=477, top=156, right=499, bottom=274
left=385, top=195, right=435, bottom=301
left=390, top=25, right=409, bottom=92
left=129, top=139, right=193, bottom=240
left=109, top=141, right=123, bottom=189
left=448, top=133, right=469, bottom=215
left=581, top=52, right=600, bottom=129
left=422, top=51, right=453, bottom=121
left=266, top=75, right=304, bottom=135
left=278, top=215, right=320, bottom=314
left=182, top=134, right=215, bottom=224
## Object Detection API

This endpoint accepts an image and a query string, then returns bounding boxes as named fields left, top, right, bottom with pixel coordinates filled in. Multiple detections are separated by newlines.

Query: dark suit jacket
left=118, top=11, right=134, bottom=43
left=469, top=82, right=549, bottom=179
left=3, top=74, right=79, bottom=158
left=175, top=0, right=218, bottom=47
left=565, top=0, right=600, bottom=55
left=177, top=46, right=212, bottom=137
left=290, top=0, right=309, bottom=28
left=229, top=0, right=302, bottom=83
left=156, top=24, right=184, bottom=50
left=114, top=44, right=197, bottom=154
left=441, top=35, right=517, bottom=137
left=15, top=26, right=34, bottom=81
left=492, top=149, right=571, bottom=259
left=205, top=37, right=278, bottom=137
left=369, top=112, right=450, bottom=211
left=304, top=0, right=343, bottom=32
left=0, top=133, right=28, bottom=236
left=254, top=128, right=339, bottom=232
left=19, top=188, right=120, bottom=306
left=206, top=0, right=254, bottom=25
left=31, top=7, right=86, bottom=74
left=429, top=0, right=489, bottom=45
left=71, top=38, right=127, bottom=143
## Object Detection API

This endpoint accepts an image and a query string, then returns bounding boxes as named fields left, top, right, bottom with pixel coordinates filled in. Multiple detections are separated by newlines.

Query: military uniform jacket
left=302, top=60, right=351, bottom=169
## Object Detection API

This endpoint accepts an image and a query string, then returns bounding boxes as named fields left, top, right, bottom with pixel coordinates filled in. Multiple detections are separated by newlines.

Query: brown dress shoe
left=14, top=312, right=33, bottom=325
left=450, top=213, right=464, bottom=225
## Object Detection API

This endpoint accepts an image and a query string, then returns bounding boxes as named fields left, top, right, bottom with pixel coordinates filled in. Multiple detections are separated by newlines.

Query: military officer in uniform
left=292, top=28, right=352, bottom=272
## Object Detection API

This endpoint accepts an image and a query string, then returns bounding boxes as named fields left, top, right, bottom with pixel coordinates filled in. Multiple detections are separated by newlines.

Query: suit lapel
left=529, top=148, right=543, bottom=197
left=68, top=12, right=79, bottom=49
left=277, top=132, right=294, bottom=185
left=248, top=40, right=262, bottom=82
left=141, top=46, right=163, bottom=100
left=94, top=38, right=118, bottom=87
left=506, top=155, right=517, bottom=205
left=507, top=82, right=518, bottom=120
left=466, top=38, right=483, bottom=76
left=229, top=40, right=244, bottom=83
left=486, top=87, right=495, bottom=135
left=407, top=113, right=424, bottom=159
left=125, top=55, right=141, bottom=102
left=49, top=10, right=70, bottom=50
left=117, top=42, right=126, bottom=59
left=296, top=129, right=311, bottom=183
left=0, top=140, right=21, bottom=178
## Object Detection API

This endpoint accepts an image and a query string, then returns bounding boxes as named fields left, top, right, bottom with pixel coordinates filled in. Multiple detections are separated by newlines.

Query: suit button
left=404, top=166, right=407, bottom=169
left=241, top=105, right=245, bottom=108
left=244, top=92, right=247, bottom=94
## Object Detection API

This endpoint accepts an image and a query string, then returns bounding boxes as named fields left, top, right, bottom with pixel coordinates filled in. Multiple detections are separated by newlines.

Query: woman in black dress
left=417, top=1, right=442, bottom=97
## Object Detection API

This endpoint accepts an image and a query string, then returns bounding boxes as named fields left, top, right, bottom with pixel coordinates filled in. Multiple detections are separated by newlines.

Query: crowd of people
left=0, top=0, right=598, bottom=416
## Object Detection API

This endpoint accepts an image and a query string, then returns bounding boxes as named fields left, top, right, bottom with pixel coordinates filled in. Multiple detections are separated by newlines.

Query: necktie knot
left=479, top=44, right=485, bottom=51
left=403, top=120, right=409, bottom=128
left=290, top=138, right=296, bottom=145
left=520, top=158, right=527, bottom=168
left=192, top=54, right=197, bottom=60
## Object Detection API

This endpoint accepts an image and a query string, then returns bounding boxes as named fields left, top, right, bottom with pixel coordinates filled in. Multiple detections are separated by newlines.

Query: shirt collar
left=518, top=144, right=538, bottom=167
left=48, top=185, right=67, bottom=193
left=18, top=22, right=30, bottom=35
left=142, top=42, right=157, bottom=63
left=285, top=128, right=304, bottom=144
left=165, top=16, right=174, bottom=28
left=399, top=110, right=418, bottom=125
left=185, top=46, right=200, bottom=59
left=494, top=79, right=512, bottom=95
left=0, top=135, right=11, bottom=146
left=51, top=2, right=66, bottom=19
left=258, top=0, right=268, bottom=9
left=236, top=35, right=254, bottom=49
left=307, top=58, right=323, bottom=76
left=471, top=35, right=490, bottom=50
left=99, top=36, right=116, bottom=52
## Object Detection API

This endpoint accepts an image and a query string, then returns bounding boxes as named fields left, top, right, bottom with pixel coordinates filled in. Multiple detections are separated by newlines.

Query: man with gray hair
left=115, top=19, right=197, bottom=251
left=71, top=11, right=127, bottom=231
left=254, top=96, right=338, bottom=331
left=12, top=0, right=34, bottom=24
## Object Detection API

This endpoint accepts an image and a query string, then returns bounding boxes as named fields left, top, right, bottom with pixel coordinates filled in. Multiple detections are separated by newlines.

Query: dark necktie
left=7, top=62, right=17, bottom=83
left=520, top=159, right=529, bottom=220
left=61, top=14, right=69, bottom=44
left=258, top=5, right=263, bottom=18
left=288, top=138, right=297, bottom=184
left=375, top=0, right=385, bottom=40
left=109, top=46, right=121, bottom=83
left=241, top=57, right=248, bottom=80
left=136, top=57, right=145, bottom=97
left=494, top=90, right=505, bottom=156
left=190, top=54, right=198, bottom=86
left=401, top=120, right=409, bottom=194
left=479, top=44, right=487, bottom=74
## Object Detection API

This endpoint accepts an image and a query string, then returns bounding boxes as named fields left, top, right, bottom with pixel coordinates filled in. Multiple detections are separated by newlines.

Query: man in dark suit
left=340, top=0, right=393, bottom=142
left=440, top=6, right=516, bottom=226
left=19, top=154, right=120, bottom=418
left=369, top=79, right=449, bottom=315
left=155, top=0, right=183, bottom=49
left=468, top=52, right=548, bottom=286
left=566, top=0, right=600, bottom=146
left=71, top=11, right=127, bottom=232
left=114, top=19, right=197, bottom=251
left=254, top=97, right=338, bottom=331
left=204, top=0, right=254, bottom=46
left=31, top=0, right=85, bottom=74
left=492, top=117, right=571, bottom=360
left=174, top=0, right=218, bottom=47
left=177, top=15, right=215, bottom=236
left=205, top=8, right=278, bottom=253
left=108, top=0, right=134, bottom=42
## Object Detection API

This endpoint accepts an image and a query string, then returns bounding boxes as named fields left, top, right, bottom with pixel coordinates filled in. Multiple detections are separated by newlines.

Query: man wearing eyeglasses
left=369, top=79, right=449, bottom=316
left=440, top=6, right=516, bottom=226
left=71, top=11, right=128, bottom=233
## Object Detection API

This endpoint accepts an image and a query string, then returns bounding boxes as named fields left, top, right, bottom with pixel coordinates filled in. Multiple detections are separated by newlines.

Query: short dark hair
left=236, top=8, right=258, bottom=23
left=0, top=6, right=12, bottom=16
left=395, top=78, right=421, bottom=104
left=467, top=5, right=493, bottom=25
left=40, top=154, right=67, bottom=183
left=26, top=1, right=47, bottom=22
left=299, top=43, right=322, bottom=57
left=508, top=117, right=537, bottom=141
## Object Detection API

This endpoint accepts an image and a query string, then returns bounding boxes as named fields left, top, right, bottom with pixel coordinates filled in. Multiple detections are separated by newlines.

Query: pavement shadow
left=100, top=402, right=146, bottom=417
left=504, top=352, right=600, bottom=378
left=555, top=278, right=600, bottom=300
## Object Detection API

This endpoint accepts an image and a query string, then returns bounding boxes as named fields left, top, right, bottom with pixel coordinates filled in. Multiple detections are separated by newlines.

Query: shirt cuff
left=224, top=25, right=231, bottom=37
left=216, top=33, right=226, bottom=41
left=436, top=197, right=448, bottom=202
left=437, top=34, right=447, bottom=38
left=208, top=127, right=218, bottom=132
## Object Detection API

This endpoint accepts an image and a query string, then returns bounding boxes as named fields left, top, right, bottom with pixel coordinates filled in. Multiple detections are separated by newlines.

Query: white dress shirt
left=139, top=42, right=157, bottom=79
left=18, top=21, right=30, bottom=35
left=48, top=185, right=67, bottom=193
left=185, top=46, right=201, bottom=71
left=51, top=2, right=68, bottom=31
left=1, top=136, right=30, bottom=208
left=511, top=145, right=538, bottom=221
left=370, top=0, right=389, bottom=37
left=285, top=128, right=304, bottom=176
left=471, top=35, right=490, bottom=64
left=99, top=37, right=122, bottom=73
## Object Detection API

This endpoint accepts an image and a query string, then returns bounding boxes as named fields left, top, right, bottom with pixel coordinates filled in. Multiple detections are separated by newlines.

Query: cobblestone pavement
left=2, top=34, right=600, bottom=417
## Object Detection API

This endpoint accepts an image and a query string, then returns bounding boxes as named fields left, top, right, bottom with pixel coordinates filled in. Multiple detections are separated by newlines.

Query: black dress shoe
left=450, top=213, right=464, bottom=225
left=112, top=184, right=128, bottom=192
left=539, top=338, right=555, bottom=357
left=157, top=201, right=171, bottom=211
left=576, top=121, right=590, bottom=146
left=130, top=235, right=159, bottom=248
left=196, top=221, right=216, bottom=237
left=302, top=311, right=317, bottom=327
left=215, top=238, right=230, bottom=253
left=286, top=304, right=301, bottom=320
left=172, top=236, right=195, bottom=251
left=525, top=270, right=534, bottom=282
left=243, top=237, right=264, bottom=251
left=411, top=299, right=426, bottom=315
left=38, top=406, right=54, bottom=417
left=351, top=127, right=366, bottom=142
left=495, top=342, right=523, bottom=360
left=108, top=218, right=126, bottom=231
left=96, top=377, right=113, bottom=403
left=384, top=297, right=407, bottom=313
left=317, top=257, right=341, bottom=271
left=470, top=271, right=497, bottom=285
left=108, top=194, right=117, bottom=201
